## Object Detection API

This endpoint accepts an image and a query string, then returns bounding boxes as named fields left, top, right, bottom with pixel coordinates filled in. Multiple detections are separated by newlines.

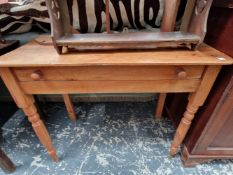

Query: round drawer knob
left=176, top=68, right=187, bottom=79
left=30, top=70, right=43, bottom=81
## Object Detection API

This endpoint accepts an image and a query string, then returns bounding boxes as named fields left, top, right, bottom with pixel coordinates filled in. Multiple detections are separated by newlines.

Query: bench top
left=0, top=35, right=232, bottom=67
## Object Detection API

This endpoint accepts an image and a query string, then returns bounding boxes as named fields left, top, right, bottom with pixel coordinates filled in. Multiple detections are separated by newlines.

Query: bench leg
left=63, top=94, right=77, bottom=121
left=155, top=93, right=167, bottom=120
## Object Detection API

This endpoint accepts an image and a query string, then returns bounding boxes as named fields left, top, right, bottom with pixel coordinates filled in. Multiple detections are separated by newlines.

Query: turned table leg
left=169, top=66, right=222, bottom=156
left=170, top=103, right=199, bottom=156
left=23, top=103, right=58, bottom=162
left=0, top=68, right=58, bottom=162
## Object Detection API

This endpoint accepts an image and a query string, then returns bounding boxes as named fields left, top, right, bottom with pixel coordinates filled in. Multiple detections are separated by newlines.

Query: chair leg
left=155, top=93, right=167, bottom=120
left=0, top=148, right=16, bottom=173
left=62, top=94, right=77, bottom=121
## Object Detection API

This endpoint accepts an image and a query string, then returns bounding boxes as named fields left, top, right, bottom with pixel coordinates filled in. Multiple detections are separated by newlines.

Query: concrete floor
left=1, top=102, right=233, bottom=175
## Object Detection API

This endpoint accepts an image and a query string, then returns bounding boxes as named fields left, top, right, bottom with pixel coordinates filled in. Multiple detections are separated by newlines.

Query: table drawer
left=13, top=66, right=204, bottom=82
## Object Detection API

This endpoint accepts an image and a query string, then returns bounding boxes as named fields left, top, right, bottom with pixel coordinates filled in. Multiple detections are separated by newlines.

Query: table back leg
left=155, top=93, right=167, bottom=120
left=62, top=94, right=77, bottom=121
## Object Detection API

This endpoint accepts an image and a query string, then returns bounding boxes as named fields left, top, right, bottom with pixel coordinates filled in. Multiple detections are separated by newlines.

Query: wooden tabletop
left=0, top=35, right=232, bottom=67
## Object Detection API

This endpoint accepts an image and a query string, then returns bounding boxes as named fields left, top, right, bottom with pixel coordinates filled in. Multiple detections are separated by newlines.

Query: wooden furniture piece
left=165, top=0, right=233, bottom=166
left=0, top=148, right=16, bottom=173
left=0, top=36, right=232, bottom=161
left=166, top=66, right=233, bottom=166
left=46, top=0, right=214, bottom=121
left=62, top=94, right=77, bottom=121
left=45, top=0, right=213, bottom=54
left=155, top=93, right=167, bottom=120
left=182, top=66, right=233, bottom=166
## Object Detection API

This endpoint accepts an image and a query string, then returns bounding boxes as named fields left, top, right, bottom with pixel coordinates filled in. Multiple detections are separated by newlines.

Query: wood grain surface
left=0, top=36, right=232, bottom=67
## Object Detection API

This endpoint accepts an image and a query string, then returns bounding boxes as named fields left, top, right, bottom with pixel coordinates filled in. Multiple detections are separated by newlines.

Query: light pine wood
left=30, top=70, right=43, bottom=81
left=0, top=37, right=231, bottom=159
left=12, top=65, right=200, bottom=125
left=19, top=79, right=201, bottom=95
left=0, top=36, right=232, bottom=67
left=0, top=68, right=58, bottom=162
left=24, top=103, right=58, bottom=162
left=12, top=66, right=204, bottom=82
left=62, top=94, right=77, bottom=121
left=176, top=67, right=188, bottom=79
left=155, top=93, right=167, bottom=120
left=170, top=102, right=199, bottom=156
left=188, top=66, right=223, bottom=106
left=170, top=65, right=222, bottom=156
left=162, top=0, right=181, bottom=32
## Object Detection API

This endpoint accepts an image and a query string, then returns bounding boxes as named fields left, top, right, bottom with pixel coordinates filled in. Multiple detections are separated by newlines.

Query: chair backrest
left=45, top=0, right=213, bottom=54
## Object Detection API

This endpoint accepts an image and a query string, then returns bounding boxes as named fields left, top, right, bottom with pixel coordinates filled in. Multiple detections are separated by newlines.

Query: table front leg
left=23, top=101, right=58, bottom=162
left=0, top=68, right=58, bottom=162
left=169, top=65, right=222, bottom=156
left=170, top=102, right=199, bottom=156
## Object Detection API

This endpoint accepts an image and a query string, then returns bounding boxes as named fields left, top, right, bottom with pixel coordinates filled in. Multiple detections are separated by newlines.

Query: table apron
left=12, top=66, right=204, bottom=81
left=18, top=79, right=201, bottom=94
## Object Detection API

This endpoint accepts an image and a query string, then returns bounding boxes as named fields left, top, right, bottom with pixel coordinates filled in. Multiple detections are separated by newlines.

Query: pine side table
left=0, top=36, right=232, bottom=161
